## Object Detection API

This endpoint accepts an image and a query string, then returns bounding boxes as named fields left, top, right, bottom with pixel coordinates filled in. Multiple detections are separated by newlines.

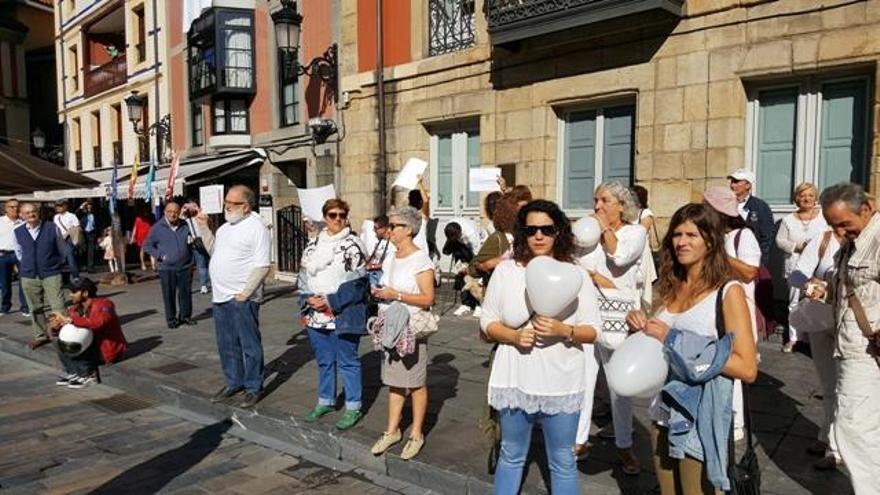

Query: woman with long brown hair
left=627, top=203, right=757, bottom=494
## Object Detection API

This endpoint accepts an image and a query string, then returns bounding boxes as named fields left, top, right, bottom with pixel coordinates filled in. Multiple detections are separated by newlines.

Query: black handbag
left=715, top=284, right=761, bottom=495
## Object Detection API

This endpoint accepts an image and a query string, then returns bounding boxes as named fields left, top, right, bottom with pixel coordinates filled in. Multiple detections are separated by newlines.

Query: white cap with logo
left=727, top=168, right=756, bottom=186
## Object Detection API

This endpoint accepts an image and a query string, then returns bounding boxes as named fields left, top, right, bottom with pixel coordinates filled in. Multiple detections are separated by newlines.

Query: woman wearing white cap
left=775, top=183, right=827, bottom=353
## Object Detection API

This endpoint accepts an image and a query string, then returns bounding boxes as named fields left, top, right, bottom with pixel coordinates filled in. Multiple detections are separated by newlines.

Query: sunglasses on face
left=326, top=211, right=348, bottom=220
left=389, top=222, right=408, bottom=230
left=524, top=224, right=558, bottom=237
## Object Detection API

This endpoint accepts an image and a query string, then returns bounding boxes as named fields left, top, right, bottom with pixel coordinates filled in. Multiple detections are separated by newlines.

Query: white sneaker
left=452, top=305, right=470, bottom=317
left=200, top=286, right=209, bottom=294
left=56, top=373, right=77, bottom=386
left=472, top=306, right=482, bottom=318
left=734, top=426, right=745, bottom=442
left=68, top=375, right=97, bottom=389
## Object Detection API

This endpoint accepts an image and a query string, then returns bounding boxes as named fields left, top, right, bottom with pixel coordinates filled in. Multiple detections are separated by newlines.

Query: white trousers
left=788, top=286, right=802, bottom=343
left=835, top=356, right=880, bottom=495
left=596, top=345, right=634, bottom=449
left=808, top=330, right=839, bottom=458
left=575, top=343, right=600, bottom=445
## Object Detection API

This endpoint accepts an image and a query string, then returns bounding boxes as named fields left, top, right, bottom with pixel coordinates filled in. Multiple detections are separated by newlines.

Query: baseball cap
left=727, top=168, right=756, bottom=186
left=703, top=186, right=740, bottom=218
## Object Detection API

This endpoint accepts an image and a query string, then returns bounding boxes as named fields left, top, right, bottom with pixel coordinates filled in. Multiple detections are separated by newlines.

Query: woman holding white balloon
left=480, top=200, right=602, bottom=495
left=574, top=181, right=647, bottom=474
left=626, top=203, right=757, bottom=494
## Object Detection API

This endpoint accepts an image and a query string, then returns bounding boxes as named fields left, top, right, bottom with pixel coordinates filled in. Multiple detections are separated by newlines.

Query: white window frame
left=556, top=100, right=635, bottom=218
left=428, top=123, right=481, bottom=218
left=744, top=74, right=872, bottom=213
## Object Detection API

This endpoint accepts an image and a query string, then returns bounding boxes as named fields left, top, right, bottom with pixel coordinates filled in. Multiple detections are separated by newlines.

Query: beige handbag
left=410, top=309, right=439, bottom=340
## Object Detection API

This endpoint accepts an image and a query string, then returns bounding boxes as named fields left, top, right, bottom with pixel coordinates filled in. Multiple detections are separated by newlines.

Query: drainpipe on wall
left=376, top=0, right=387, bottom=214
left=152, top=0, right=162, bottom=163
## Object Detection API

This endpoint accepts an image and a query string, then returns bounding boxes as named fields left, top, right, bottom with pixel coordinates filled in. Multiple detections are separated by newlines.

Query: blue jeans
left=213, top=300, right=264, bottom=394
left=307, top=327, right=363, bottom=411
left=63, top=241, right=79, bottom=279
left=0, top=252, right=27, bottom=313
left=494, top=408, right=580, bottom=495
left=193, top=250, right=211, bottom=288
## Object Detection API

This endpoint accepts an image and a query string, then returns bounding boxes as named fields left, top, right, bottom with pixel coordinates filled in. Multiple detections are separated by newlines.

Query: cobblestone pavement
left=0, top=352, right=428, bottom=495
left=0, top=275, right=856, bottom=494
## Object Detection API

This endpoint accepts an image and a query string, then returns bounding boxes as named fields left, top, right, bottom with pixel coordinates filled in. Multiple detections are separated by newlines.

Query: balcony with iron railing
left=84, top=54, right=128, bottom=98
left=112, top=141, right=122, bottom=165
left=485, top=0, right=684, bottom=45
left=74, top=150, right=83, bottom=171
left=93, top=145, right=102, bottom=168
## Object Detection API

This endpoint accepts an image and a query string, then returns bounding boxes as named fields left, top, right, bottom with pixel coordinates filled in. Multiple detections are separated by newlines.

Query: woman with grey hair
left=574, top=181, right=647, bottom=474
left=370, top=205, right=436, bottom=460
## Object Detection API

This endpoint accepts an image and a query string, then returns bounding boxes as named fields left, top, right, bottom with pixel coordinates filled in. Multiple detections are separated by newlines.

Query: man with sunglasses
left=49, top=277, right=127, bottom=389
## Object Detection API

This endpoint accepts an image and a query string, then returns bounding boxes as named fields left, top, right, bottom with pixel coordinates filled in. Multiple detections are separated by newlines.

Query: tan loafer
left=400, top=436, right=424, bottom=460
left=371, top=430, right=401, bottom=455
left=619, top=447, right=641, bottom=476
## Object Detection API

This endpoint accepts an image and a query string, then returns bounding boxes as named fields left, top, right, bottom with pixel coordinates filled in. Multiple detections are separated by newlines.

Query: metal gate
left=276, top=204, right=306, bottom=273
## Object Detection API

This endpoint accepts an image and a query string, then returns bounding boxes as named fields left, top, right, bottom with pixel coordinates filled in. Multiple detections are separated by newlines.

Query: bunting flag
left=164, top=152, right=179, bottom=201
left=144, top=161, right=156, bottom=203
left=109, top=159, right=119, bottom=216
left=128, top=153, right=140, bottom=199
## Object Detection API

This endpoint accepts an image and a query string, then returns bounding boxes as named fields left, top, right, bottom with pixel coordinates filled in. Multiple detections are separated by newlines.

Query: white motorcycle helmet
left=58, top=324, right=93, bottom=356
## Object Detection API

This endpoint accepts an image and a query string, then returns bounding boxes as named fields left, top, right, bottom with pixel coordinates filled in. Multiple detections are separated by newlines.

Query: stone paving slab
left=0, top=352, right=427, bottom=495
left=0, top=277, right=856, bottom=494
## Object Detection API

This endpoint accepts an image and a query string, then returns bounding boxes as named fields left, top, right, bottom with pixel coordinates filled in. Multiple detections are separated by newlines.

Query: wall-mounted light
left=271, top=0, right=339, bottom=102
left=308, top=117, right=338, bottom=145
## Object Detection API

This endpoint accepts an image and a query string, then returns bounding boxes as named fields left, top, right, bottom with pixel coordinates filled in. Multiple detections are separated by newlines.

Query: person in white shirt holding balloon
left=572, top=181, right=648, bottom=474
left=480, top=199, right=602, bottom=495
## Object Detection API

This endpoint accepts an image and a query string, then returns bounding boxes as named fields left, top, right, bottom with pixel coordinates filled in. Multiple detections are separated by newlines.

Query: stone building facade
left=339, top=0, right=880, bottom=237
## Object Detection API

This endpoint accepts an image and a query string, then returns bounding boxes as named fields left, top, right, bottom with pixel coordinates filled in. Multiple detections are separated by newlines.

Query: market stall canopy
left=0, top=144, right=100, bottom=195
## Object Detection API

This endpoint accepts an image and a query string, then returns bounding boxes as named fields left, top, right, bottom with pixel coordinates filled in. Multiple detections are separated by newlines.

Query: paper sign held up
left=392, top=158, right=428, bottom=190
left=297, top=184, right=337, bottom=222
left=199, top=185, right=225, bottom=214
left=469, top=168, right=502, bottom=192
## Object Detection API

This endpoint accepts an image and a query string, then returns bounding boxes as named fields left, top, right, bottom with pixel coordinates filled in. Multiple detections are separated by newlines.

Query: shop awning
left=0, top=143, right=100, bottom=195
left=33, top=167, right=132, bottom=200
left=119, top=149, right=266, bottom=200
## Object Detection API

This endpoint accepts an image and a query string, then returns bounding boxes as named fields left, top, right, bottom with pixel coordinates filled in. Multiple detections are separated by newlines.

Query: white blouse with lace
left=479, top=259, right=602, bottom=414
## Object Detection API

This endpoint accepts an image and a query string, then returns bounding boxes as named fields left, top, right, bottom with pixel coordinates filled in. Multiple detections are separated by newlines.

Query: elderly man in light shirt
left=197, top=185, right=271, bottom=410
left=810, top=183, right=880, bottom=495
left=53, top=200, right=81, bottom=281
left=0, top=199, right=29, bottom=317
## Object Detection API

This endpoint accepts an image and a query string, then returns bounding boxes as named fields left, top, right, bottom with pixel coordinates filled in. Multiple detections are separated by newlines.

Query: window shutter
left=819, top=80, right=867, bottom=189
left=466, top=131, right=481, bottom=208
left=564, top=110, right=597, bottom=210
left=603, top=105, right=635, bottom=186
left=756, top=88, right=798, bottom=204
left=436, top=134, right=454, bottom=209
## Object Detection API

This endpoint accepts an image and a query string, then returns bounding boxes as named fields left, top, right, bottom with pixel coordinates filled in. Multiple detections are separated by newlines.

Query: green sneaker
left=335, top=409, right=363, bottom=430
left=304, top=404, right=335, bottom=423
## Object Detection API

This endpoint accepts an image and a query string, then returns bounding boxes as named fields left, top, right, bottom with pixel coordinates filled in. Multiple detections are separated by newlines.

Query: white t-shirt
left=790, top=230, right=840, bottom=289
left=638, top=208, right=654, bottom=223
left=379, top=249, right=434, bottom=315
left=725, top=228, right=760, bottom=302
left=54, top=212, right=80, bottom=240
left=480, top=259, right=602, bottom=414
left=209, top=213, right=271, bottom=303
left=414, top=214, right=430, bottom=255
left=776, top=212, right=828, bottom=276
left=0, top=215, right=22, bottom=251
left=578, top=223, right=647, bottom=291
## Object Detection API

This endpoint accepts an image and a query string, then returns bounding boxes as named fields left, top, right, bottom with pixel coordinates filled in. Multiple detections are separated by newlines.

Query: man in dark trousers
left=144, top=201, right=195, bottom=328
left=728, top=168, right=775, bottom=264
left=50, top=277, right=128, bottom=388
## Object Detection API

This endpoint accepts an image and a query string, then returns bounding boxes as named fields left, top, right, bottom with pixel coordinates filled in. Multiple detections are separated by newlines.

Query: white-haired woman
left=370, top=206, right=436, bottom=460
left=776, top=182, right=827, bottom=352
left=575, top=181, right=647, bottom=474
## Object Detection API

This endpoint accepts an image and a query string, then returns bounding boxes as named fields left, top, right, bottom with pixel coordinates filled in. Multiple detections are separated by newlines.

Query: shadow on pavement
left=424, top=353, right=460, bottom=436
left=118, top=309, right=158, bottom=326
left=86, top=420, right=233, bottom=495
left=123, top=336, right=163, bottom=361
left=262, top=328, right=314, bottom=401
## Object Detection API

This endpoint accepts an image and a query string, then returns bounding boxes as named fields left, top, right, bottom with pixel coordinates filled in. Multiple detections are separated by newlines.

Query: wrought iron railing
left=84, top=54, right=127, bottom=98
left=138, top=138, right=149, bottom=164
left=112, top=141, right=122, bottom=165
left=93, top=145, right=101, bottom=168
left=277, top=204, right=306, bottom=273
left=428, top=0, right=476, bottom=56
left=74, top=150, right=82, bottom=171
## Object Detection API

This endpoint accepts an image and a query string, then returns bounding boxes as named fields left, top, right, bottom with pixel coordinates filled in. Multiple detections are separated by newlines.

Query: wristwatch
left=396, top=292, right=403, bottom=302
left=566, top=325, right=575, bottom=343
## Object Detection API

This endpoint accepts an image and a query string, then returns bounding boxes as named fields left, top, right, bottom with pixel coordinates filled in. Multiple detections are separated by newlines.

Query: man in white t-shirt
left=0, top=199, right=29, bottom=316
left=53, top=201, right=80, bottom=280
left=198, top=185, right=271, bottom=410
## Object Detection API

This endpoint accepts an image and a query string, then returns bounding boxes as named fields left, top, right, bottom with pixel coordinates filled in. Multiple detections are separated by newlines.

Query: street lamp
left=271, top=0, right=339, bottom=102
left=31, top=128, right=46, bottom=150
left=31, top=128, right=64, bottom=165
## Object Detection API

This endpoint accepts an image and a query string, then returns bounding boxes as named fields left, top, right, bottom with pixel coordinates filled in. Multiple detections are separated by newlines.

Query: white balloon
left=605, top=332, right=668, bottom=398
left=573, top=217, right=602, bottom=250
left=58, top=323, right=94, bottom=356
left=525, top=256, right=583, bottom=317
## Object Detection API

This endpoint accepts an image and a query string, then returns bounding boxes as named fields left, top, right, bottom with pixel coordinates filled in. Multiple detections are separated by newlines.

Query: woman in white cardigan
left=775, top=183, right=827, bottom=352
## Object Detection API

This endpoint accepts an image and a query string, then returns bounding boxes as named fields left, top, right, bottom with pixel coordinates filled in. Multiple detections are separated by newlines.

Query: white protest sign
left=469, top=168, right=502, bottom=192
left=392, top=158, right=428, bottom=190
left=297, top=184, right=337, bottom=222
left=199, top=185, right=225, bottom=214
